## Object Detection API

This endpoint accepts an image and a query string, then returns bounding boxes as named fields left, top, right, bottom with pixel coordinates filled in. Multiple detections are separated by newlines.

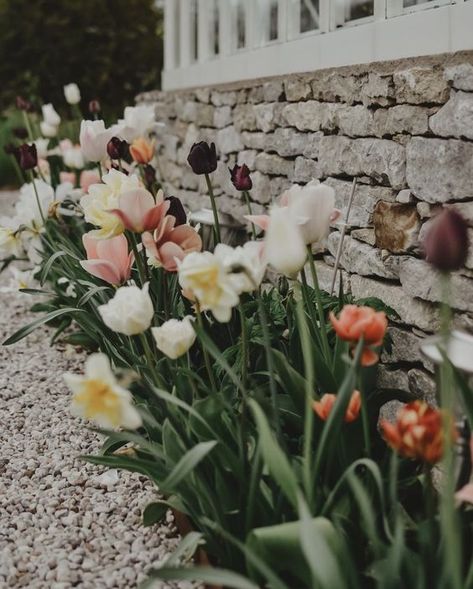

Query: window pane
left=300, top=0, right=320, bottom=33
left=403, top=0, right=451, bottom=7
left=255, top=0, right=279, bottom=45
left=236, top=0, right=246, bottom=49
left=334, top=0, right=373, bottom=27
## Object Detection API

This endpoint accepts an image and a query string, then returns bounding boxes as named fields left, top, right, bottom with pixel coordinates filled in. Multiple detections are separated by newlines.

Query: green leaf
left=249, top=399, right=300, bottom=509
left=40, top=250, right=68, bottom=285
left=142, top=566, right=259, bottom=589
left=3, top=307, right=85, bottom=345
left=161, top=440, right=217, bottom=492
left=142, top=502, right=168, bottom=527
left=18, top=287, right=54, bottom=295
left=163, top=531, right=205, bottom=566
left=78, top=285, right=110, bottom=307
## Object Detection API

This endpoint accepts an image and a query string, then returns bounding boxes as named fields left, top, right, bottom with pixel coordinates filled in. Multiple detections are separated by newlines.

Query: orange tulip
left=130, top=137, right=154, bottom=164
left=381, top=401, right=457, bottom=464
left=313, top=390, right=361, bottom=423
left=330, top=305, right=387, bottom=366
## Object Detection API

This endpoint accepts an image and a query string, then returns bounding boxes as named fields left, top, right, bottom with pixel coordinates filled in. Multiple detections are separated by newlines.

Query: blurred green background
left=0, top=0, right=163, bottom=188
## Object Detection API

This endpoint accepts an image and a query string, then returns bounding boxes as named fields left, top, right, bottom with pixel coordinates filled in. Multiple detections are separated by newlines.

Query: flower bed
left=1, top=86, right=473, bottom=588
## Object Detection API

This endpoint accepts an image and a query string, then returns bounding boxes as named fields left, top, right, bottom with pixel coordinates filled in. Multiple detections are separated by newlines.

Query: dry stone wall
left=137, top=51, right=473, bottom=395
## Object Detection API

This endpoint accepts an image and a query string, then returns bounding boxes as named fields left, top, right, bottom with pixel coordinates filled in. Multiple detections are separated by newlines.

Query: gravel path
left=0, top=192, right=181, bottom=588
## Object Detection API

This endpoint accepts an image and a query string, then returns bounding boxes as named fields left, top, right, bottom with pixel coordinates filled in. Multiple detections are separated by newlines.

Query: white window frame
left=163, top=0, right=473, bottom=91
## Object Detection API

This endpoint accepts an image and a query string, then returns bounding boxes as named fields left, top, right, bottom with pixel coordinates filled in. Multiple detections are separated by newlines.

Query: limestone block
left=445, top=63, right=473, bottom=92
left=327, top=232, right=400, bottom=279
left=407, top=369, right=436, bottom=403
left=399, top=257, right=473, bottom=313
left=318, top=136, right=406, bottom=189
left=448, top=201, right=473, bottom=226
left=429, top=91, right=473, bottom=140
left=373, top=201, right=420, bottom=253
left=374, top=105, right=431, bottom=137
left=381, top=326, right=430, bottom=368
left=195, top=88, right=211, bottom=103
left=233, top=105, right=257, bottom=131
left=393, top=67, right=450, bottom=104
left=336, top=105, right=376, bottom=137
left=270, top=176, right=292, bottom=200
left=211, top=90, right=238, bottom=107
left=237, top=150, right=258, bottom=170
left=361, top=73, right=395, bottom=106
left=284, top=77, right=312, bottom=101
left=406, top=137, right=473, bottom=203
left=312, top=73, right=364, bottom=105
left=247, top=86, right=265, bottom=104
left=351, top=228, right=376, bottom=246
left=254, top=103, right=286, bottom=132
left=292, top=157, right=319, bottom=183
left=266, top=128, right=322, bottom=158
left=396, top=189, right=414, bottom=204
left=216, top=126, right=244, bottom=154
left=181, top=102, right=214, bottom=126
left=241, top=132, right=267, bottom=150
left=263, top=80, right=285, bottom=102
left=350, top=274, right=440, bottom=332
left=248, top=171, right=272, bottom=204
left=255, top=153, right=294, bottom=177
left=213, top=106, right=232, bottom=129
left=281, top=101, right=340, bottom=132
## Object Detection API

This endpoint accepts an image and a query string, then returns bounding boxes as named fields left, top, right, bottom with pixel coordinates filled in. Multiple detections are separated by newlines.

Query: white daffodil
left=64, top=353, right=142, bottom=430
left=64, top=83, right=81, bottom=105
left=0, top=218, right=23, bottom=258
left=214, top=241, right=266, bottom=294
left=151, top=316, right=196, bottom=359
left=98, top=283, right=154, bottom=336
left=178, top=251, right=240, bottom=323
left=80, top=169, right=140, bottom=239
left=264, top=206, right=307, bottom=277
left=0, top=266, right=39, bottom=294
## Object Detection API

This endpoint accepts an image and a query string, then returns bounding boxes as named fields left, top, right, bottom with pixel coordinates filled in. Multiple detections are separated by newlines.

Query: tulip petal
left=82, top=233, right=99, bottom=259
left=159, top=241, right=185, bottom=272
left=244, top=214, right=270, bottom=232
left=80, top=259, right=122, bottom=285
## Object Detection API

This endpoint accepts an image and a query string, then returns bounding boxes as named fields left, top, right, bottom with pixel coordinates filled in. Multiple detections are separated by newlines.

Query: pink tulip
left=80, top=233, right=133, bottom=285
left=111, top=188, right=169, bottom=233
left=80, top=170, right=101, bottom=192
left=142, top=216, right=202, bottom=272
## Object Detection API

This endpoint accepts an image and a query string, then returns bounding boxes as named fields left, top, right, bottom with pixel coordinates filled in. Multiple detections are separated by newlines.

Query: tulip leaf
left=40, top=250, right=68, bottom=285
left=142, top=502, right=168, bottom=527
left=3, top=307, right=85, bottom=345
left=143, top=566, right=259, bottom=589
left=160, top=440, right=218, bottom=492
left=78, top=285, right=111, bottom=307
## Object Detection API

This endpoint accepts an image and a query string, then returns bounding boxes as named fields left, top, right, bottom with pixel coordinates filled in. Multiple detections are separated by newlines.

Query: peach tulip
left=80, top=233, right=133, bottom=285
left=130, top=137, right=155, bottom=164
left=330, top=304, right=387, bottom=366
left=111, top=188, right=169, bottom=233
left=142, top=215, right=202, bottom=272
left=313, top=390, right=361, bottom=423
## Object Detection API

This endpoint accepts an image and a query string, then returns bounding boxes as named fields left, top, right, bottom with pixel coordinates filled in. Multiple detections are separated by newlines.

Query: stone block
left=312, top=73, right=364, bottom=105
left=237, top=149, right=258, bottom=170
left=263, top=80, right=285, bottom=102
left=407, top=368, right=436, bottom=403
left=213, top=106, right=232, bottom=129
left=195, top=88, right=211, bottom=103
left=373, top=201, right=420, bottom=253
left=241, top=131, right=266, bottom=150
left=396, top=189, right=414, bottom=204
left=350, top=274, right=440, bottom=332
left=448, top=201, right=473, bottom=226
left=445, top=63, right=473, bottom=92
left=281, top=101, right=340, bottom=132
left=234, top=105, right=257, bottom=131
left=284, top=77, right=312, bottom=101
left=327, top=232, right=400, bottom=279
left=211, top=90, right=238, bottom=107
left=255, top=153, right=294, bottom=177
left=318, top=137, right=406, bottom=189
left=292, top=157, right=319, bottom=183
left=399, top=257, right=473, bottom=313
left=406, top=137, right=473, bottom=203
left=248, top=171, right=272, bottom=204
left=374, top=105, right=431, bottom=137
left=180, top=101, right=214, bottom=126
left=247, top=86, right=265, bottom=104
left=393, top=67, right=450, bottom=105
left=351, top=228, right=376, bottom=246
left=429, top=91, right=473, bottom=140
left=266, top=128, right=322, bottom=158
left=381, top=326, right=431, bottom=368
left=337, top=105, right=376, bottom=137
left=216, top=126, right=244, bottom=154
left=254, top=103, right=285, bottom=132
left=361, top=73, right=395, bottom=106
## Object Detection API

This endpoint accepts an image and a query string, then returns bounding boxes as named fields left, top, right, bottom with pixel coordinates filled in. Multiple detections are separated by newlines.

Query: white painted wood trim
left=164, top=1, right=473, bottom=91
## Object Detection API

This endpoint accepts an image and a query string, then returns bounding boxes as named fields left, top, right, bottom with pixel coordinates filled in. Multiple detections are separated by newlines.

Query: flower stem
left=306, top=245, right=331, bottom=363
left=128, top=232, right=146, bottom=287
left=195, top=304, right=218, bottom=395
left=243, top=191, right=257, bottom=240
left=139, top=332, right=164, bottom=388
left=22, top=111, right=34, bottom=142
left=29, top=172, right=46, bottom=225
left=204, top=173, right=221, bottom=246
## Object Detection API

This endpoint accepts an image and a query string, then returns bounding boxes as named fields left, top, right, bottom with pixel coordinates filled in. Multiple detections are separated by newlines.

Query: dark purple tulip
left=165, top=196, right=187, bottom=226
left=13, top=127, right=28, bottom=140
left=187, top=141, right=217, bottom=175
left=229, top=164, right=252, bottom=191
left=16, top=143, right=37, bottom=171
left=423, top=208, right=469, bottom=272
left=16, top=96, right=33, bottom=112
left=107, top=137, right=129, bottom=160
left=143, top=164, right=156, bottom=190
left=88, top=99, right=101, bottom=114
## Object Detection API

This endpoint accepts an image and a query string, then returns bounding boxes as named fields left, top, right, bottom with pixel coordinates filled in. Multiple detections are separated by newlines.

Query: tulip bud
left=107, top=137, right=129, bottom=160
left=187, top=141, right=217, bottom=175
left=130, top=137, right=154, bottom=165
left=143, top=164, right=156, bottom=190
left=13, top=127, right=28, bottom=140
left=229, top=164, right=252, bottom=191
left=423, top=209, right=469, bottom=272
left=165, top=196, right=187, bottom=226
left=16, top=96, right=33, bottom=112
left=89, top=99, right=101, bottom=114
left=16, top=143, right=38, bottom=171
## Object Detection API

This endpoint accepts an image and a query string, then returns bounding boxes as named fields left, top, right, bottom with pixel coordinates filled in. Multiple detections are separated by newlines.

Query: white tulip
left=40, top=121, right=58, bottom=138
left=79, top=119, right=115, bottom=163
left=117, top=105, right=155, bottom=142
left=34, top=138, right=50, bottom=159
left=42, top=103, right=61, bottom=127
left=64, top=83, right=81, bottom=105
left=63, top=145, right=85, bottom=169
left=264, top=206, right=307, bottom=276
left=214, top=241, right=266, bottom=294
left=64, top=353, right=142, bottom=429
left=285, top=181, right=336, bottom=245
left=152, top=317, right=196, bottom=359
left=98, top=283, right=154, bottom=335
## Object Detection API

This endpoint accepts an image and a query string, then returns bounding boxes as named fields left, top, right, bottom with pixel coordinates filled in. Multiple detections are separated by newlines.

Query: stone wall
left=137, top=51, right=473, bottom=396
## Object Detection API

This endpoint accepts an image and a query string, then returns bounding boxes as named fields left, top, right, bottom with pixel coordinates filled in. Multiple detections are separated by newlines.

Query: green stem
left=29, top=173, right=46, bottom=225
left=162, top=270, right=170, bottom=320
left=243, top=191, right=257, bottom=240
left=96, top=162, right=102, bottom=180
left=239, top=303, right=249, bottom=390
left=204, top=173, right=221, bottom=246
left=139, top=332, right=164, bottom=389
left=195, top=304, right=218, bottom=395
left=128, top=232, right=146, bottom=286
left=306, top=245, right=331, bottom=363
left=22, top=111, right=34, bottom=142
